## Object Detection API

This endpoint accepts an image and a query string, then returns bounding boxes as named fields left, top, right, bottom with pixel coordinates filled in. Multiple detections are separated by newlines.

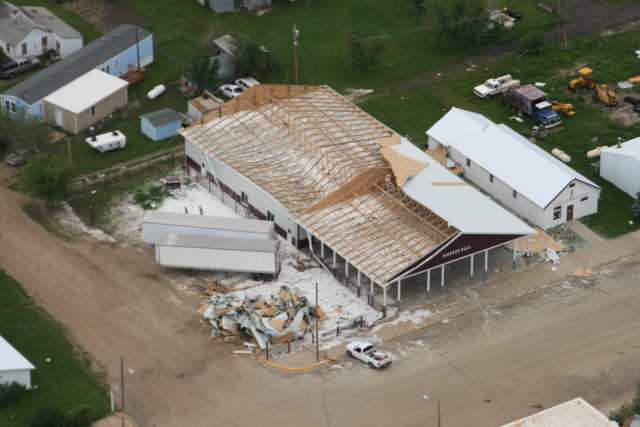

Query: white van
left=235, top=77, right=260, bottom=91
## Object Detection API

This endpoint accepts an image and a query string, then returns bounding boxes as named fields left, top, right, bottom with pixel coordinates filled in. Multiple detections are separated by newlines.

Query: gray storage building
left=142, top=211, right=275, bottom=244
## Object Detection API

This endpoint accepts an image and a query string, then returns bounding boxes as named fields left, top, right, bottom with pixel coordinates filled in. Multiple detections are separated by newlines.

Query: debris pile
left=198, top=286, right=327, bottom=349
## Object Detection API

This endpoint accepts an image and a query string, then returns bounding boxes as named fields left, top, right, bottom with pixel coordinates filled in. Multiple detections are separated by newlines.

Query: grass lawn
left=360, top=29, right=640, bottom=239
left=0, top=270, right=110, bottom=426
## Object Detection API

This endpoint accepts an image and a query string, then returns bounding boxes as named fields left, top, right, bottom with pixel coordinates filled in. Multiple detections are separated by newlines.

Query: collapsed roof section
left=181, top=85, right=391, bottom=214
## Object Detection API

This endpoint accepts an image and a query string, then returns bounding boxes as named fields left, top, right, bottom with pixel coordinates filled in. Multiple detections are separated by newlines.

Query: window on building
left=267, top=211, right=274, bottom=221
left=5, top=43, right=9, bottom=53
left=116, top=59, right=119, bottom=67
left=581, top=196, right=589, bottom=202
left=570, top=190, right=574, bottom=197
left=489, top=174, right=494, bottom=183
left=466, top=158, right=471, bottom=167
left=201, top=162, right=205, bottom=170
left=553, top=206, right=562, bottom=220
left=513, top=190, right=517, bottom=199
left=21, top=43, right=27, bottom=55
left=569, top=183, right=575, bottom=188
left=38, top=103, right=42, bottom=112
left=241, top=191, right=249, bottom=204
left=91, top=106, right=96, bottom=116
left=41, top=36, right=48, bottom=47
left=4, top=100, right=17, bottom=113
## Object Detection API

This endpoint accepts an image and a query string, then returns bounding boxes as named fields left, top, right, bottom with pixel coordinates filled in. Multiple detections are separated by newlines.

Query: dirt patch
left=62, top=0, right=149, bottom=33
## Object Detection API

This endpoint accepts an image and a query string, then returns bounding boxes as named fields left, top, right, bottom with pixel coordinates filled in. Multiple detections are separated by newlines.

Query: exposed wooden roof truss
left=182, top=85, right=392, bottom=214
left=297, top=168, right=459, bottom=284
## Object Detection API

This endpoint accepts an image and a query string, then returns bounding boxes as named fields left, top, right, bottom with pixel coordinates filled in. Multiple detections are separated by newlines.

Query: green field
left=0, top=270, right=110, bottom=426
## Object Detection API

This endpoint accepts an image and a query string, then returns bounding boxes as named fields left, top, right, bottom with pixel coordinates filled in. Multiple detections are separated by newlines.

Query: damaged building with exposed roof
left=179, top=85, right=537, bottom=307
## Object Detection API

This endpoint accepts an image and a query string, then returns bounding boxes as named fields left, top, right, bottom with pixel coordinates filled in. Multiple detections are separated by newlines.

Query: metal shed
left=140, top=108, right=183, bottom=141
left=142, top=211, right=275, bottom=244
left=155, top=234, right=280, bottom=275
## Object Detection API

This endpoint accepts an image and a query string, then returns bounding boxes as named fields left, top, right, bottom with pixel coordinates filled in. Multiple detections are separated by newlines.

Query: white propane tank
left=147, top=84, right=165, bottom=100
left=587, top=146, right=608, bottom=158
left=551, top=148, right=571, bottom=163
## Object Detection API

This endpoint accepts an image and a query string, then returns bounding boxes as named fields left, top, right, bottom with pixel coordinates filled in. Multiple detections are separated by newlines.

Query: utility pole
left=315, top=282, right=319, bottom=363
left=293, top=24, right=299, bottom=85
left=67, top=140, right=72, bottom=167
left=120, top=356, right=125, bottom=427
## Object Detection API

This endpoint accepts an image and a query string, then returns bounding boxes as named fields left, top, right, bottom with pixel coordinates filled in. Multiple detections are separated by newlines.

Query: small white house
left=427, top=107, right=601, bottom=229
left=600, top=138, right=640, bottom=199
left=0, top=335, right=35, bottom=389
left=501, top=397, right=617, bottom=427
left=0, top=1, right=83, bottom=59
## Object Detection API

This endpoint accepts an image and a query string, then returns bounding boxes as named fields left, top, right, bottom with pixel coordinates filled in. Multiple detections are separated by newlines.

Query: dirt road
left=379, top=0, right=640, bottom=96
left=2, top=160, right=640, bottom=426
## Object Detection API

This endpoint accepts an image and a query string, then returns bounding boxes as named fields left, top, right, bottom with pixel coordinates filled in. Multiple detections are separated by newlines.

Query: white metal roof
left=501, top=397, right=618, bottom=427
left=395, top=138, right=535, bottom=235
left=43, top=69, right=128, bottom=114
left=425, top=106, right=492, bottom=147
left=0, top=335, right=35, bottom=371
left=428, top=108, right=600, bottom=209
left=156, top=234, right=279, bottom=253
left=601, top=137, right=640, bottom=159
left=143, top=211, right=274, bottom=234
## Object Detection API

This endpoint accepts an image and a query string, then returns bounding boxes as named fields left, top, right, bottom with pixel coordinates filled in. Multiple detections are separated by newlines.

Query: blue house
left=1, top=24, right=153, bottom=122
left=140, top=108, right=183, bottom=141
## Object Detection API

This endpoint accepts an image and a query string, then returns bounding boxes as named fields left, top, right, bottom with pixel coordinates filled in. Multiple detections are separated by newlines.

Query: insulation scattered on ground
left=507, top=228, right=565, bottom=257
left=199, top=286, right=327, bottom=349
left=571, top=267, right=595, bottom=277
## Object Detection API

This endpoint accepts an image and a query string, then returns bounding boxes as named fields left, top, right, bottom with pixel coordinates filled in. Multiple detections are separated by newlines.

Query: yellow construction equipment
left=568, top=67, right=597, bottom=93
left=550, top=101, right=576, bottom=116
left=594, top=83, right=620, bottom=106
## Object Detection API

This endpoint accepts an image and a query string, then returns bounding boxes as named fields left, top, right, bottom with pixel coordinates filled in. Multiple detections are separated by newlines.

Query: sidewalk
left=264, top=230, right=640, bottom=370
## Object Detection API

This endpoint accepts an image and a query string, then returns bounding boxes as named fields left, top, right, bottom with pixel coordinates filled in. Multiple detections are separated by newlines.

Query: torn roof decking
left=297, top=167, right=458, bottom=283
left=181, top=85, right=391, bottom=214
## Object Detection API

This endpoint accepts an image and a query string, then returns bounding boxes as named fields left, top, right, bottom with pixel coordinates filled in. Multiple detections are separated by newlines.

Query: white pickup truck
left=473, top=74, right=520, bottom=99
left=346, top=341, right=392, bottom=369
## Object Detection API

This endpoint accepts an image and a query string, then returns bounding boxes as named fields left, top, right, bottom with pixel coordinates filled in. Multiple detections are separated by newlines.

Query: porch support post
left=470, top=254, right=474, bottom=286
left=426, top=269, right=431, bottom=299
left=345, top=260, right=349, bottom=280
left=333, top=251, right=337, bottom=270
left=526, top=235, right=531, bottom=266
left=513, top=239, right=517, bottom=270
left=370, top=278, right=374, bottom=296
left=441, top=264, right=445, bottom=295
left=358, top=270, right=361, bottom=287
left=383, top=286, right=387, bottom=307
left=484, top=249, right=489, bottom=281
left=321, top=241, right=325, bottom=261
left=397, top=280, right=402, bottom=311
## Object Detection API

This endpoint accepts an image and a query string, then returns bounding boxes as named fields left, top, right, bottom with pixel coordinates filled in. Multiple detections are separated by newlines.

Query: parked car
left=0, top=56, right=40, bottom=79
left=219, top=84, right=243, bottom=98
left=346, top=341, right=392, bottom=369
left=235, top=77, right=260, bottom=91
left=5, top=148, right=37, bottom=166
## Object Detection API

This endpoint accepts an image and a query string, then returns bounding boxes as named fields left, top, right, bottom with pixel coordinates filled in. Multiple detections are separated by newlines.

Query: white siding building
left=0, top=1, right=83, bottom=59
left=600, top=138, right=640, bottom=199
left=427, top=108, right=601, bottom=229
left=0, top=335, right=35, bottom=389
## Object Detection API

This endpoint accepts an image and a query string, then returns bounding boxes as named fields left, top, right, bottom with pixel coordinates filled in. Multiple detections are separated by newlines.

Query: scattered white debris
left=534, top=82, right=546, bottom=87
left=509, top=116, right=524, bottom=122
left=618, top=81, right=634, bottom=89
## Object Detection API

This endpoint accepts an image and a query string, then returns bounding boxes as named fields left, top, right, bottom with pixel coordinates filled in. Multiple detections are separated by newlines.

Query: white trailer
left=85, top=131, right=126, bottom=153
left=155, top=234, right=280, bottom=277
left=143, top=211, right=275, bottom=244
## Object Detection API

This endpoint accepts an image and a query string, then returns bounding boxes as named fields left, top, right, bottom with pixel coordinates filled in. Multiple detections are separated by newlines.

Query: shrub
left=519, top=30, right=546, bottom=55
left=133, top=184, right=169, bottom=210
left=610, top=383, right=640, bottom=425
left=70, top=406, right=98, bottom=427
left=30, top=406, right=72, bottom=427
left=0, top=381, right=26, bottom=408
left=632, top=192, right=640, bottom=219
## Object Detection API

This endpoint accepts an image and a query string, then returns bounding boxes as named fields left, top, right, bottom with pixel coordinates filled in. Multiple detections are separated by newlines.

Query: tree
left=231, top=35, right=265, bottom=78
left=405, top=0, right=425, bottom=13
left=182, top=53, right=220, bottom=93
left=20, top=154, right=73, bottom=206
left=431, top=0, right=486, bottom=49
left=30, top=406, right=72, bottom=427
left=0, top=111, right=52, bottom=151
left=632, top=192, right=640, bottom=219
left=345, top=29, right=386, bottom=72
left=519, top=30, right=546, bottom=55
